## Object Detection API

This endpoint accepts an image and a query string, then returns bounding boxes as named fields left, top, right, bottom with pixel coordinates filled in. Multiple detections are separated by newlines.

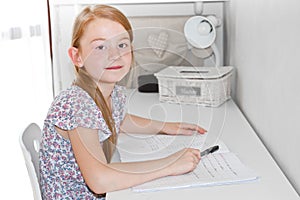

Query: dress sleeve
left=114, top=85, right=127, bottom=122
left=111, top=85, right=127, bottom=132
left=46, top=87, right=104, bottom=131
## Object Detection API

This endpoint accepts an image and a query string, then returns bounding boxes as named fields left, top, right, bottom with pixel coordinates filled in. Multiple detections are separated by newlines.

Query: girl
left=39, top=4, right=206, bottom=199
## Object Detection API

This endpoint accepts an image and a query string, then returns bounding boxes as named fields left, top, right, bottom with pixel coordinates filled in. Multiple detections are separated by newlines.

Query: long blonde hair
left=70, top=5, right=133, bottom=162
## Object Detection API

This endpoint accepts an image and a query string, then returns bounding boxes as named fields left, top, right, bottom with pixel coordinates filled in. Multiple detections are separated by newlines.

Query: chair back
left=19, top=123, right=42, bottom=200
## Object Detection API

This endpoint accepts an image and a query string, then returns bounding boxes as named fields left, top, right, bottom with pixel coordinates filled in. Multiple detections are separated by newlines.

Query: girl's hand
left=160, top=122, right=207, bottom=135
left=164, top=148, right=201, bottom=176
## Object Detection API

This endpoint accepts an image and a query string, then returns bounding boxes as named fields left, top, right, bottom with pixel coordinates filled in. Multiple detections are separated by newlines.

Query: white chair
left=19, top=123, right=42, bottom=200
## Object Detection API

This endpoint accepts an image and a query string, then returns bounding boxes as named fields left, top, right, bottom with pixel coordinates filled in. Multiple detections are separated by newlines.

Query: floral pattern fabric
left=39, top=85, right=126, bottom=199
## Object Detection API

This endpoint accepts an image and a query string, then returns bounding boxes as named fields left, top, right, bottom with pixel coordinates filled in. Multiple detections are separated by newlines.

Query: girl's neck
left=97, top=82, right=115, bottom=101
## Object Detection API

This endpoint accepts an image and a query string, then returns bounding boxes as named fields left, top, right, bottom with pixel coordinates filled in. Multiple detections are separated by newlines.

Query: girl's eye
left=96, top=45, right=106, bottom=50
left=118, top=43, right=129, bottom=49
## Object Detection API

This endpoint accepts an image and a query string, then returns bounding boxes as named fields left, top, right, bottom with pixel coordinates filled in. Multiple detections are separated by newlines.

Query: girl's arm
left=120, top=114, right=206, bottom=135
left=68, top=126, right=200, bottom=195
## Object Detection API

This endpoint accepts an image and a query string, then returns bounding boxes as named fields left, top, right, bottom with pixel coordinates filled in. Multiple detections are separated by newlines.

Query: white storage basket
left=154, top=66, right=234, bottom=107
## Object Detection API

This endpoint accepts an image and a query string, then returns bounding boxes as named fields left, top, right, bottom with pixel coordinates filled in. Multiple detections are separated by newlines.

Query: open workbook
left=117, top=133, right=259, bottom=192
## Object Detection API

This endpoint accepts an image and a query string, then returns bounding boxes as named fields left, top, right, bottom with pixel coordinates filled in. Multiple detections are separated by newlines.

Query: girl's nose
left=107, top=46, right=121, bottom=61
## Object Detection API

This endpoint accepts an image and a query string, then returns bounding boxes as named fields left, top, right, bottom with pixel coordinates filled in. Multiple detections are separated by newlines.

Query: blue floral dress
left=39, top=85, right=126, bottom=199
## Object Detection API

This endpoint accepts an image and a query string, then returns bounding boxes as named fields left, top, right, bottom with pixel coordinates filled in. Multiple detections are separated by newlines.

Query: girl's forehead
left=82, top=18, right=129, bottom=43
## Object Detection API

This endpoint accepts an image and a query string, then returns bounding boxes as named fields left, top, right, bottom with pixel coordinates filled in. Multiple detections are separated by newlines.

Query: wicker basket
left=154, top=66, right=234, bottom=107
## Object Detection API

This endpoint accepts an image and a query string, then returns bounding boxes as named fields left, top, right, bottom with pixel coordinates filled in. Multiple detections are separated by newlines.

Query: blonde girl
left=39, top=4, right=206, bottom=199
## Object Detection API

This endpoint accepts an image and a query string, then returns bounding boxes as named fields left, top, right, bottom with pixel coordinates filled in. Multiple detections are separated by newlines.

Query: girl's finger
left=180, top=123, right=207, bottom=134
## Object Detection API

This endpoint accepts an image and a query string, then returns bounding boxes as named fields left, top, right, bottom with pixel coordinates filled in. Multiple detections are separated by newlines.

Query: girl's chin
left=95, top=68, right=129, bottom=83
left=98, top=76, right=126, bottom=84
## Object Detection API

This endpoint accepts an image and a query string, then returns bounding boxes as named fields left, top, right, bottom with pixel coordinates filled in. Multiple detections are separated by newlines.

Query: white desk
left=108, top=91, right=299, bottom=200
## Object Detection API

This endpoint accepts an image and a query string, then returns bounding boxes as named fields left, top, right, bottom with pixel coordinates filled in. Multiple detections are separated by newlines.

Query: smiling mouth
left=105, top=65, right=123, bottom=70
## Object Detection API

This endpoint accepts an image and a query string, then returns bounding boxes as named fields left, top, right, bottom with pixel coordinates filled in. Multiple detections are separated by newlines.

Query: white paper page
left=132, top=152, right=258, bottom=192
left=117, top=133, right=258, bottom=192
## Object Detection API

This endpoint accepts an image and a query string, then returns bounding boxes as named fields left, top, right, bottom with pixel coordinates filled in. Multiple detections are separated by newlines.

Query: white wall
left=0, top=0, right=53, bottom=199
left=226, top=0, right=300, bottom=195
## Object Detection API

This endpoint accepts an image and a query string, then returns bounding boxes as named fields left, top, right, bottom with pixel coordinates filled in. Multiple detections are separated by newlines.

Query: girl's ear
left=68, top=47, right=83, bottom=67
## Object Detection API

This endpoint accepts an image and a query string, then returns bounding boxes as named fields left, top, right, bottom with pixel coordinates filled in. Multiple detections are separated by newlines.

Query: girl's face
left=78, top=18, right=132, bottom=85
